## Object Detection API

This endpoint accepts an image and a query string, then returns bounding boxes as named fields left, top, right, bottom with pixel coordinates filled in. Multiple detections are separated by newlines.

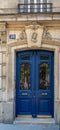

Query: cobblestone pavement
left=0, top=124, right=59, bottom=130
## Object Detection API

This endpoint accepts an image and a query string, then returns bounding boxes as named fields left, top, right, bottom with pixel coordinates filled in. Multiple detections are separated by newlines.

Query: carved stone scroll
left=42, top=26, right=52, bottom=40
left=19, top=29, right=27, bottom=41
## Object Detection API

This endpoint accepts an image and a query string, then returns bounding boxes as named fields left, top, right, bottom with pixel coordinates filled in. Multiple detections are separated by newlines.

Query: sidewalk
left=0, top=124, right=59, bottom=130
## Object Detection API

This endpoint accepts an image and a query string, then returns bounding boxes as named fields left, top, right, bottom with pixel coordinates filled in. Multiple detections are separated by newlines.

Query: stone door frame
left=6, top=42, right=60, bottom=123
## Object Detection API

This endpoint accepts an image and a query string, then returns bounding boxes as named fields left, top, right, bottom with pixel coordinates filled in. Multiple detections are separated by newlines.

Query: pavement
left=0, top=124, right=59, bottom=130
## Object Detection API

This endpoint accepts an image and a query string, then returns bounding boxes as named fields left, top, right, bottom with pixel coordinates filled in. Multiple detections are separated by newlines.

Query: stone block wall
left=0, top=21, right=60, bottom=124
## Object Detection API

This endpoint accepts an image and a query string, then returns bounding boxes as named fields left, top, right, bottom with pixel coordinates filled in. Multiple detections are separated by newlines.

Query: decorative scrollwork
left=19, top=29, right=27, bottom=41
left=42, top=27, right=52, bottom=40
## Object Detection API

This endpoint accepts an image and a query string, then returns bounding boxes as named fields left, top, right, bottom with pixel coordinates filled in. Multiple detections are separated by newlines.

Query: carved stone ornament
left=19, top=29, right=27, bottom=41
left=31, top=32, right=38, bottom=43
left=42, top=26, right=52, bottom=40
left=25, top=24, right=43, bottom=47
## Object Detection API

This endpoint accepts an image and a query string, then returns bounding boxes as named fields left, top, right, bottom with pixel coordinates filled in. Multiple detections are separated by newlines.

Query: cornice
left=0, top=13, right=60, bottom=22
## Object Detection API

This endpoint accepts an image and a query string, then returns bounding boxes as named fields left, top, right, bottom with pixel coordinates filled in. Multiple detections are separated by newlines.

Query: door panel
left=37, top=99, right=51, bottom=114
left=16, top=50, right=54, bottom=117
left=17, top=99, right=32, bottom=115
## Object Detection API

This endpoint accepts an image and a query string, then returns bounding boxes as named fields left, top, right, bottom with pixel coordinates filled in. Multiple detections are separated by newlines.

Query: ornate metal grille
left=18, top=3, right=52, bottom=13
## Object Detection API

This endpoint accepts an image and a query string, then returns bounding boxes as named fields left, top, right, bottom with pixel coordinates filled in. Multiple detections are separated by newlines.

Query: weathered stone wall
left=0, top=0, right=19, bottom=8
left=0, top=0, right=60, bottom=9
left=0, top=0, right=59, bottom=16
left=0, top=23, right=7, bottom=122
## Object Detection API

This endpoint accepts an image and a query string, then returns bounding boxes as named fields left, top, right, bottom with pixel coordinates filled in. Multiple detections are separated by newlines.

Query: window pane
left=36, top=0, right=40, bottom=12
left=38, top=0, right=47, bottom=13
left=19, top=5, right=25, bottom=13
left=21, top=56, right=30, bottom=60
left=40, top=55, right=49, bottom=60
left=30, top=0, right=34, bottom=12
left=20, top=64, right=30, bottom=90
left=24, top=0, right=28, bottom=13
left=39, top=63, right=50, bottom=90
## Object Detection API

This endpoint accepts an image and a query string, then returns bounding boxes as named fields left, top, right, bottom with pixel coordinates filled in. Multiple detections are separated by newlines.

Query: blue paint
left=16, top=50, right=54, bottom=118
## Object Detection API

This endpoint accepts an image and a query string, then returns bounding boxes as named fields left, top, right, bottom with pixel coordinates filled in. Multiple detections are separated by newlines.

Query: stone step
left=13, top=118, right=59, bottom=130
left=14, top=118, right=56, bottom=124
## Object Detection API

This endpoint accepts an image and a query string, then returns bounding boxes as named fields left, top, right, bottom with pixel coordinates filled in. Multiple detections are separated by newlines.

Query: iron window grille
left=18, top=3, right=52, bottom=14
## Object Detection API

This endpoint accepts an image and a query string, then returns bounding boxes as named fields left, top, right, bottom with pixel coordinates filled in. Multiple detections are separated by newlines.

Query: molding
left=42, top=39, right=60, bottom=46
left=7, top=40, right=27, bottom=47
left=0, top=14, right=60, bottom=22
left=8, top=24, right=43, bottom=48
left=8, top=38, right=60, bottom=47
left=7, top=22, right=60, bottom=31
left=25, top=24, right=43, bottom=30
left=7, top=24, right=60, bottom=47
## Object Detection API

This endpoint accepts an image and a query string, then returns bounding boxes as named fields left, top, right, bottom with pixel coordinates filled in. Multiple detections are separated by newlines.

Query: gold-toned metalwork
left=37, top=115, right=52, bottom=118
left=17, top=115, right=32, bottom=118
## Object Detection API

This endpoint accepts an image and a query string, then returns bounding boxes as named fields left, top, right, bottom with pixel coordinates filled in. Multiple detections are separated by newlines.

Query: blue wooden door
left=16, top=50, right=54, bottom=117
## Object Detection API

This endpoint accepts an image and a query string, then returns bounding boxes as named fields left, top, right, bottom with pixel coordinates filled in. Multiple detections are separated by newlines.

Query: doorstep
left=13, top=118, right=55, bottom=124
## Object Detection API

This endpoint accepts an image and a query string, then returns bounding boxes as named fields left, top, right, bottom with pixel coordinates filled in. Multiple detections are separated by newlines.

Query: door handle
left=22, top=93, right=28, bottom=96
left=42, top=93, right=48, bottom=96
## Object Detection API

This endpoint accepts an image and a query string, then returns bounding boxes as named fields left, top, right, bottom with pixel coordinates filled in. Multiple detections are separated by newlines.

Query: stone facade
left=0, top=0, right=60, bottom=14
left=0, top=0, right=60, bottom=125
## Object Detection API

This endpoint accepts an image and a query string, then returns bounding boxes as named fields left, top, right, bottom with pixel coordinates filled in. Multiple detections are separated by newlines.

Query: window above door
left=18, top=0, right=52, bottom=13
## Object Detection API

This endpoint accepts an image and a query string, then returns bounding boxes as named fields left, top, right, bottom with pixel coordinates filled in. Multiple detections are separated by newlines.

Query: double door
left=16, top=50, right=54, bottom=117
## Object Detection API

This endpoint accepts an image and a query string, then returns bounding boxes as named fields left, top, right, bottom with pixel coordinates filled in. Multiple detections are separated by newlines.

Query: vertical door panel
left=16, top=51, right=33, bottom=116
left=36, top=51, right=54, bottom=117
